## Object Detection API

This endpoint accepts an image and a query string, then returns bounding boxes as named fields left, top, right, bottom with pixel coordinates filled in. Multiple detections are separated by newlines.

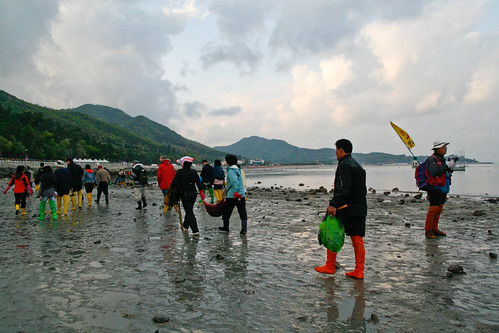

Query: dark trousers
left=338, top=214, right=366, bottom=237
left=181, top=192, right=199, bottom=233
left=84, top=183, right=94, bottom=193
left=222, top=198, right=247, bottom=228
left=97, top=182, right=109, bottom=203
left=14, top=193, right=27, bottom=208
left=428, top=191, right=447, bottom=206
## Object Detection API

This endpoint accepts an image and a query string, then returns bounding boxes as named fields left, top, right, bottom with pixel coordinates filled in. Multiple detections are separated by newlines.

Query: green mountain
left=215, top=136, right=478, bottom=165
left=215, top=136, right=335, bottom=164
left=0, top=90, right=225, bottom=163
left=68, top=104, right=223, bottom=160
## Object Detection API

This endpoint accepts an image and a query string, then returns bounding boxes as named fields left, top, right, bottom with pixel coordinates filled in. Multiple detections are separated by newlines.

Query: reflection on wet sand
left=0, top=183, right=498, bottom=331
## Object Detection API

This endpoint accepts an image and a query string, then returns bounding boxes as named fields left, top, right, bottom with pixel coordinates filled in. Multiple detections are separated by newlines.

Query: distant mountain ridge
left=215, top=136, right=478, bottom=165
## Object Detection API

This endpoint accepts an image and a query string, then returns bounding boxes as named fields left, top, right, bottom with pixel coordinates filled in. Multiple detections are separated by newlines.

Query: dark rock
left=383, top=191, right=390, bottom=196
left=447, top=264, right=465, bottom=274
left=94, top=240, right=101, bottom=244
left=298, top=183, right=304, bottom=186
left=152, top=314, right=170, bottom=323
left=216, top=254, right=225, bottom=260
left=487, top=198, right=498, bottom=203
left=446, top=272, right=454, bottom=278
left=472, top=210, right=485, bottom=216
left=488, top=230, right=493, bottom=235
left=377, top=198, right=384, bottom=203
left=152, top=203, right=157, bottom=206
left=392, top=187, right=399, bottom=192
left=370, top=313, right=379, bottom=323
left=490, top=252, right=497, bottom=259
left=414, top=193, right=423, bottom=199
left=371, top=189, right=376, bottom=194
left=335, top=262, right=341, bottom=269
left=405, top=223, right=411, bottom=228
left=295, top=198, right=302, bottom=202
left=399, top=200, right=405, bottom=204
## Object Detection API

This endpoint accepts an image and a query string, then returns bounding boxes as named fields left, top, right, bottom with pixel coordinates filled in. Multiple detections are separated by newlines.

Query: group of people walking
left=3, top=138, right=456, bottom=281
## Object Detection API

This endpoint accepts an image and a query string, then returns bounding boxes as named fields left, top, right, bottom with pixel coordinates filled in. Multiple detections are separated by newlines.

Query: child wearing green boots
left=37, top=165, right=58, bottom=221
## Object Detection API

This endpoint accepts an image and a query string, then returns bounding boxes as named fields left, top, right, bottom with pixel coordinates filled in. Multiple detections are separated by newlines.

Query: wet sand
left=0, top=182, right=498, bottom=332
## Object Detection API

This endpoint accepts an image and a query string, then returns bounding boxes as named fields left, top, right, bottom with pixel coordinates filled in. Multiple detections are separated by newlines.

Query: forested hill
left=68, top=104, right=218, bottom=159
left=0, top=90, right=225, bottom=163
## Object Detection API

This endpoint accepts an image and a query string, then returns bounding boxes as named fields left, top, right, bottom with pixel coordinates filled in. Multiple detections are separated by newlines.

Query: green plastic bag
left=318, top=214, right=345, bottom=253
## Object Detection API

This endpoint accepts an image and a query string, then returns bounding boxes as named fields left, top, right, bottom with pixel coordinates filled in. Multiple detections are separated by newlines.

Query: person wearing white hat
left=424, top=140, right=456, bottom=238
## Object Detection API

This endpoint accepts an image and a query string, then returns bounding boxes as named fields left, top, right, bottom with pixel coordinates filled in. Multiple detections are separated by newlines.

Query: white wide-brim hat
left=432, top=140, right=449, bottom=150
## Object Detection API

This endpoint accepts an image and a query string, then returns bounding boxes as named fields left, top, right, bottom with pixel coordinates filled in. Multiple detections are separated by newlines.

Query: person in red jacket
left=157, top=156, right=175, bottom=197
left=3, top=165, right=33, bottom=215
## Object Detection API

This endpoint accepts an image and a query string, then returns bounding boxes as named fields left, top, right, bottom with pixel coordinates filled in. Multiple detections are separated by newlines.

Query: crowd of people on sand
left=2, top=154, right=249, bottom=236
left=3, top=138, right=458, bottom=281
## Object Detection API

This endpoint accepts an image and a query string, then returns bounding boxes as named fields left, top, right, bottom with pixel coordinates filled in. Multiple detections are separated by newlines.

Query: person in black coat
left=200, top=160, right=214, bottom=203
left=54, top=160, right=73, bottom=216
left=169, top=157, right=205, bottom=235
left=315, top=139, right=367, bottom=280
left=66, top=157, right=84, bottom=210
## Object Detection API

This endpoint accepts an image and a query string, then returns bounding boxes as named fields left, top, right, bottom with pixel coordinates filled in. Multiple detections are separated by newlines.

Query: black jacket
left=170, top=167, right=202, bottom=196
left=200, top=164, right=214, bottom=184
left=67, top=162, right=83, bottom=187
left=54, top=168, right=73, bottom=191
left=329, top=154, right=367, bottom=216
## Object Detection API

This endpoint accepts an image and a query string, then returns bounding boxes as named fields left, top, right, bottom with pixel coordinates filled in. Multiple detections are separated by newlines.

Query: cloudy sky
left=1, top=0, right=498, bottom=162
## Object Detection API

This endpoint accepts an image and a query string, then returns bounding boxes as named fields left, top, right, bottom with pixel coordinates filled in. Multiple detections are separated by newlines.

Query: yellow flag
left=390, top=121, right=415, bottom=149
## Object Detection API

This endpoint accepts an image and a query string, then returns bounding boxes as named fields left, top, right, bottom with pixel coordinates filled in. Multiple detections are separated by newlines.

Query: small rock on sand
left=152, top=314, right=169, bottom=323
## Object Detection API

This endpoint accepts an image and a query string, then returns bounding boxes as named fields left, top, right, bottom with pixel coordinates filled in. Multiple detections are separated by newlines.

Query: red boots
left=315, top=236, right=365, bottom=279
left=314, top=249, right=337, bottom=274
left=425, top=204, right=446, bottom=238
left=345, top=236, right=365, bottom=279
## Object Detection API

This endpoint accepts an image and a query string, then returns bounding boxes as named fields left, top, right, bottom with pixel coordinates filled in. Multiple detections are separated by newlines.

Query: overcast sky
left=1, top=0, right=498, bottom=162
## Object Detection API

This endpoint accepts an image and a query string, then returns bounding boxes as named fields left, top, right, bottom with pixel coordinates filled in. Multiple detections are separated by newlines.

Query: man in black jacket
left=54, top=160, right=73, bottom=216
left=315, top=139, right=367, bottom=279
left=66, top=158, right=84, bottom=210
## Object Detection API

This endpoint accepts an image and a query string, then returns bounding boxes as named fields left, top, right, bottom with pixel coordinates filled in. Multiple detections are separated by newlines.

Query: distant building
left=250, top=158, right=264, bottom=166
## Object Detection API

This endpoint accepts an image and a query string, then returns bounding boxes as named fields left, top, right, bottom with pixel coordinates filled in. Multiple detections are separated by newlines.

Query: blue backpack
left=415, top=159, right=429, bottom=191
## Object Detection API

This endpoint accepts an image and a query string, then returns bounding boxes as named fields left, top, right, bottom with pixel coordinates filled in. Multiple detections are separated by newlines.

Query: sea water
left=244, top=164, right=499, bottom=197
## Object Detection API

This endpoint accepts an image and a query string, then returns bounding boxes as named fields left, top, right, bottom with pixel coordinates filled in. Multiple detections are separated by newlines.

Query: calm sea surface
left=244, top=164, right=499, bottom=197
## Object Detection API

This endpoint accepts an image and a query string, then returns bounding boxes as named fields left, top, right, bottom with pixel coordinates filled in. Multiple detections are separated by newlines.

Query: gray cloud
left=209, top=106, right=242, bottom=116
left=0, top=0, right=59, bottom=76
left=199, top=0, right=271, bottom=72
left=181, top=101, right=208, bottom=117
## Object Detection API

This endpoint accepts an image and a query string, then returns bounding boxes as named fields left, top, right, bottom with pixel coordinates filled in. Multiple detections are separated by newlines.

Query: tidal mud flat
left=0, top=182, right=498, bottom=332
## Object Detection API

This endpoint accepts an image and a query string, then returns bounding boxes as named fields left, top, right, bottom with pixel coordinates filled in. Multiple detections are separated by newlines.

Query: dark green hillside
left=215, top=136, right=335, bottom=164
left=0, top=90, right=223, bottom=163
left=69, top=104, right=223, bottom=160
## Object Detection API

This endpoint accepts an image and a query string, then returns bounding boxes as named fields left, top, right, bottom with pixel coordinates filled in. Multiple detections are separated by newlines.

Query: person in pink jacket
left=157, top=155, right=175, bottom=197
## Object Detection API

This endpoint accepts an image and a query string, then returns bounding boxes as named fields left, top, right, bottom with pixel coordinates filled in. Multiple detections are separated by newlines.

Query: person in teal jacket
left=218, top=154, right=248, bottom=234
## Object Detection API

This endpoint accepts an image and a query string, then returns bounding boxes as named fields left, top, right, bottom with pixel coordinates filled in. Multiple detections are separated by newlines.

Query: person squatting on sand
left=315, top=139, right=367, bottom=279
left=218, top=154, right=248, bottom=234
left=37, top=165, right=58, bottom=221
left=169, top=156, right=205, bottom=236
left=95, top=165, right=111, bottom=204
left=424, top=141, right=455, bottom=239
left=82, top=164, right=97, bottom=206
left=157, top=155, right=175, bottom=198
left=66, top=157, right=84, bottom=210
left=54, top=160, right=72, bottom=216
left=3, top=165, right=33, bottom=215
left=130, top=161, right=148, bottom=210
